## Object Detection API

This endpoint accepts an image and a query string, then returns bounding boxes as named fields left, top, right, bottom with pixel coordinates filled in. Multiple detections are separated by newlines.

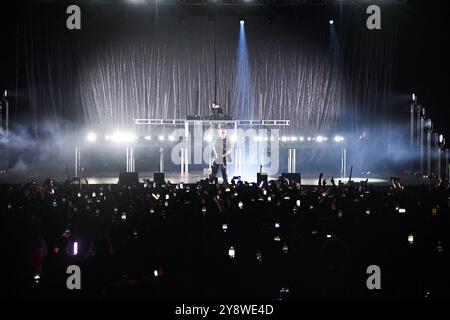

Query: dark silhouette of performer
left=209, top=128, right=232, bottom=184
left=211, top=101, right=223, bottom=119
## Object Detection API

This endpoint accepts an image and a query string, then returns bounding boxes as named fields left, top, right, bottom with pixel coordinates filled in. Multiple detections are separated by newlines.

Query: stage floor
left=0, top=169, right=397, bottom=186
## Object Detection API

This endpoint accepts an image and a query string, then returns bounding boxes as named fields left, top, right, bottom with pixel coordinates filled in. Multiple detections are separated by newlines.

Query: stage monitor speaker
left=119, top=172, right=139, bottom=185
left=154, top=172, right=165, bottom=186
left=281, top=172, right=301, bottom=184
left=257, top=173, right=268, bottom=188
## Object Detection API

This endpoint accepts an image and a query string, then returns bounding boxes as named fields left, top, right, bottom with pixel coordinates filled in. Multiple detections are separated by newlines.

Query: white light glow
left=87, top=132, right=97, bottom=142
left=229, top=246, right=236, bottom=258
left=73, top=241, right=78, bottom=255
left=109, top=132, right=137, bottom=144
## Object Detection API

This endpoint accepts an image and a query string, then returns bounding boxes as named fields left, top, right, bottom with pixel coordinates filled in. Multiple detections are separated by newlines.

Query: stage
left=0, top=168, right=418, bottom=186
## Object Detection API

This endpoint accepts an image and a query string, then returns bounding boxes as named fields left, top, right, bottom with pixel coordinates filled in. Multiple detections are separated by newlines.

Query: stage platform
left=0, top=169, right=419, bottom=186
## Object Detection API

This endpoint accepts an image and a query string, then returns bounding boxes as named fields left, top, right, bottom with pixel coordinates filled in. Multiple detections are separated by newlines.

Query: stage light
left=439, top=134, right=444, bottom=144
left=240, top=19, right=245, bottom=25
left=291, top=136, right=298, bottom=142
left=86, top=132, right=97, bottom=142
left=158, top=135, right=165, bottom=141
left=334, top=135, right=345, bottom=142
left=153, top=270, right=159, bottom=277
left=3, top=90, right=7, bottom=99
left=144, top=136, right=152, bottom=141
left=329, top=19, right=334, bottom=25
left=110, top=132, right=137, bottom=144
left=307, top=137, right=312, bottom=141
left=412, top=93, right=417, bottom=102
left=299, top=136, right=304, bottom=141
left=230, top=135, right=238, bottom=142
left=281, top=136, right=288, bottom=142
left=316, top=135, right=324, bottom=143
left=408, top=234, right=414, bottom=244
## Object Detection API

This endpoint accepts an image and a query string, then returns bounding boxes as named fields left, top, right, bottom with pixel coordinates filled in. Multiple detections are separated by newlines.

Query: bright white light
left=168, top=135, right=175, bottom=141
left=73, top=242, right=78, bottom=255
left=240, top=19, right=245, bottom=25
left=329, top=20, right=334, bottom=25
left=281, top=136, right=288, bottom=142
left=408, top=234, right=414, bottom=244
left=144, top=136, right=152, bottom=141
left=87, top=132, right=97, bottom=142
left=412, top=93, right=416, bottom=101
left=291, top=136, right=298, bottom=142
left=439, top=134, right=444, bottom=144
left=299, top=136, right=304, bottom=141
left=154, top=270, right=159, bottom=277
left=307, top=137, right=312, bottom=141
left=334, top=135, right=345, bottom=142
left=222, top=224, right=228, bottom=231
left=316, top=135, right=325, bottom=143
left=230, top=135, right=238, bottom=142
left=110, top=132, right=137, bottom=144
left=158, top=135, right=165, bottom=141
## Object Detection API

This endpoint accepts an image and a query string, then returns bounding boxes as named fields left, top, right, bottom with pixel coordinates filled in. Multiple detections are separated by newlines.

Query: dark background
left=0, top=0, right=449, bottom=146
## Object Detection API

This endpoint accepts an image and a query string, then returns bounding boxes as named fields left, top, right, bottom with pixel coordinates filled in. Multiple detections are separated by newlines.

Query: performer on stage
left=211, top=101, right=224, bottom=119
left=209, top=128, right=233, bottom=184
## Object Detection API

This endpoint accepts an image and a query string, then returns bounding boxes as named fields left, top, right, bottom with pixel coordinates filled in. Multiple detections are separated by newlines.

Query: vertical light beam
left=234, top=19, right=253, bottom=119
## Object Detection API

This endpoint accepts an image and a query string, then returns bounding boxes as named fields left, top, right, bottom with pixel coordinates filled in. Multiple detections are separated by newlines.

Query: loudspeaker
left=119, top=172, right=139, bottom=185
left=154, top=172, right=165, bottom=186
left=281, top=173, right=301, bottom=184
left=257, top=173, right=268, bottom=188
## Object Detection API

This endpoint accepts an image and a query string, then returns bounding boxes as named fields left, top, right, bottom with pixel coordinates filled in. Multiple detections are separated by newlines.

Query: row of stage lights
left=86, top=132, right=345, bottom=144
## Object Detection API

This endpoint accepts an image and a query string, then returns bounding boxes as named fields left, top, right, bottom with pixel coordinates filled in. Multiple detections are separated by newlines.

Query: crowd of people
left=1, top=175, right=449, bottom=300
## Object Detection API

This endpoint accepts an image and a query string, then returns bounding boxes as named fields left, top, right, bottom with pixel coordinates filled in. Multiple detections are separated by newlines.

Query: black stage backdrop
left=7, top=1, right=436, bottom=160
